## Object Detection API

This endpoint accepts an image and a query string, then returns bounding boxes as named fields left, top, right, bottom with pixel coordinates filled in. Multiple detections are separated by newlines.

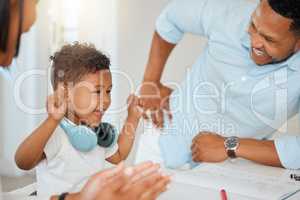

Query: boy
left=15, top=42, right=143, bottom=197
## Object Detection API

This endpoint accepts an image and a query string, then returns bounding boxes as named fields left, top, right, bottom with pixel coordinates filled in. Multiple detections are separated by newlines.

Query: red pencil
left=220, top=189, right=228, bottom=200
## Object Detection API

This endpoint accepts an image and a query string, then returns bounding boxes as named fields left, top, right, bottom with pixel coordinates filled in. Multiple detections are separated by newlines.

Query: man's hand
left=139, top=82, right=173, bottom=128
left=75, top=161, right=170, bottom=200
left=47, top=83, right=68, bottom=122
left=191, top=132, right=228, bottom=163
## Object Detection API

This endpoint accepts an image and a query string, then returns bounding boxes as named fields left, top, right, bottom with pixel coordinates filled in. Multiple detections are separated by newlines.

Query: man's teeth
left=253, top=48, right=265, bottom=56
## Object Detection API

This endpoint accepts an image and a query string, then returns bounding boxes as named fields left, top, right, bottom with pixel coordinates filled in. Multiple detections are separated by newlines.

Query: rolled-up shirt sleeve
left=275, top=136, right=300, bottom=169
left=155, top=0, right=227, bottom=44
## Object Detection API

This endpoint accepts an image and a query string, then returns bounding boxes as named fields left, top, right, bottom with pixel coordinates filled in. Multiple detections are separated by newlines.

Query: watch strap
left=58, top=192, right=69, bottom=200
left=226, top=149, right=236, bottom=158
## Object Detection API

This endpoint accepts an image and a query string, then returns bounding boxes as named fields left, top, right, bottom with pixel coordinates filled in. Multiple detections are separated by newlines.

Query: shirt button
left=241, top=76, right=247, bottom=81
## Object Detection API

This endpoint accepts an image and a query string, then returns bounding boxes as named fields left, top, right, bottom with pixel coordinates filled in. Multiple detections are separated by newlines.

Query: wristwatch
left=224, top=136, right=239, bottom=158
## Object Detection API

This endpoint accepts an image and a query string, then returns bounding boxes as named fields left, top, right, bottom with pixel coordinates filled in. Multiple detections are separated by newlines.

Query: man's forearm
left=236, top=138, right=283, bottom=167
left=143, top=31, right=176, bottom=82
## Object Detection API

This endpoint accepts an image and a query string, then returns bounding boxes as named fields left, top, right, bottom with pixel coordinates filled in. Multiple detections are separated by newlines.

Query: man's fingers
left=192, top=151, right=200, bottom=162
left=191, top=140, right=198, bottom=151
left=138, top=98, right=145, bottom=108
left=192, top=134, right=201, bottom=144
left=156, top=109, right=164, bottom=128
left=191, top=143, right=199, bottom=156
left=149, top=109, right=164, bottom=128
left=139, top=97, right=159, bottom=110
left=191, top=144, right=198, bottom=161
left=192, top=135, right=199, bottom=143
left=161, top=96, right=172, bottom=121
left=142, top=112, right=150, bottom=120
left=151, top=110, right=159, bottom=127
left=166, top=110, right=173, bottom=122
left=139, top=93, right=169, bottom=127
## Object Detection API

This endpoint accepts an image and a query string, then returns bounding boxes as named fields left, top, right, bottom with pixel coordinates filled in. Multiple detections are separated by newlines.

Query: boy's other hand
left=47, top=83, right=68, bottom=122
left=127, top=94, right=143, bottom=120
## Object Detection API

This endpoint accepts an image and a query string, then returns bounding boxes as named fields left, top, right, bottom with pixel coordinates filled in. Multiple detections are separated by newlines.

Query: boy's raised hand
left=127, top=94, right=143, bottom=120
left=47, top=83, right=68, bottom=121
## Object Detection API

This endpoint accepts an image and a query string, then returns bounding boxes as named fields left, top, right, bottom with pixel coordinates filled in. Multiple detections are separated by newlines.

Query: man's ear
left=294, top=38, right=300, bottom=52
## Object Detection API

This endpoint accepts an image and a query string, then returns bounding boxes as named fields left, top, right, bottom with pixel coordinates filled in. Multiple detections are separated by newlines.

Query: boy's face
left=69, top=70, right=112, bottom=127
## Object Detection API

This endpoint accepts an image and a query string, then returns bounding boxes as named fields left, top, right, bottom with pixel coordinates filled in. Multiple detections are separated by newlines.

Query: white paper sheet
left=168, top=159, right=300, bottom=200
left=159, top=181, right=261, bottom=200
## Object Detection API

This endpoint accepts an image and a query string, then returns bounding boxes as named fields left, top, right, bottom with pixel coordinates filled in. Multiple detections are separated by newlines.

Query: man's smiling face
left=248, top=0, right=300, bottom=66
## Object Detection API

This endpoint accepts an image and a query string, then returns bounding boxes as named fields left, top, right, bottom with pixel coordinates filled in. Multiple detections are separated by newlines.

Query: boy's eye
left=107, top=90, right=111, bottom=94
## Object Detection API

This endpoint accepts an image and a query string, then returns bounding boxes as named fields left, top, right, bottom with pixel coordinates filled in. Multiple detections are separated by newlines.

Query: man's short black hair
left=268, top=0, right=300, bottom=35
left=0, top=0, right=10, bottom=52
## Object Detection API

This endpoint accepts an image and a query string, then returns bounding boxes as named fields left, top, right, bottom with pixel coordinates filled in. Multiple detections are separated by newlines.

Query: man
left=140, top=0, right=300, bottom=169
left=0, top=0, right=170, bottom=199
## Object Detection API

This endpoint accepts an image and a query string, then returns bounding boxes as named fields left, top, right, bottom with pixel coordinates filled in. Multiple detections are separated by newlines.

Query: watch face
left=225, top=137, right=238, bottom=149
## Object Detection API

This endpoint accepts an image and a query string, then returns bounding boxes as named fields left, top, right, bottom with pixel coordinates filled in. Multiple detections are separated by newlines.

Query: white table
left=159, top=182, right=261, bottom=200
left=136, top=131, right=300, bottom=200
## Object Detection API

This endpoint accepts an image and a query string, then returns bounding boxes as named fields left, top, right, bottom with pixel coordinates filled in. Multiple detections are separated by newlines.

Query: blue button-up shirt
left=157, top=0, right=300, bottom=169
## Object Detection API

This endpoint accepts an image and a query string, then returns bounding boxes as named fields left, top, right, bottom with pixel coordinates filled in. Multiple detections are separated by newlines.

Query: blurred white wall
left=0, top=0, right=120, bottom=177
